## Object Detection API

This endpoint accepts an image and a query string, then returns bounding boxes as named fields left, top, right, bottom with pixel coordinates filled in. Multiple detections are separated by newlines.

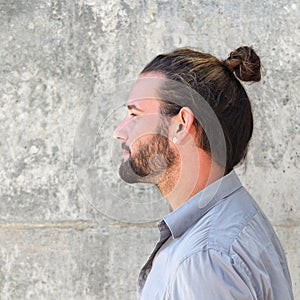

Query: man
left=113, top=47, right=294, bottom=299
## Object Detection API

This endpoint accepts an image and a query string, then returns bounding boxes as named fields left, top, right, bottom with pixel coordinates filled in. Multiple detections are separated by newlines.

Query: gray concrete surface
left=0, top=0, right=299, bottom=299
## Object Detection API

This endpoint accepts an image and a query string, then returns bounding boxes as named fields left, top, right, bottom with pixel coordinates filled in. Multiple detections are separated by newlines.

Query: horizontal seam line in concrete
left=0, top=221, right=297, bottom=229
left=0, top=221, right=98, bottom=230
left=111, top=222, right=157, bottom=227
left=272, top=220, right=300, bottom=227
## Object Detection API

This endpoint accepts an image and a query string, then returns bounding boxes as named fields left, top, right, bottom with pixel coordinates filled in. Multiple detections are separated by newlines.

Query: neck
left=158, top=146, right=224, bottom=210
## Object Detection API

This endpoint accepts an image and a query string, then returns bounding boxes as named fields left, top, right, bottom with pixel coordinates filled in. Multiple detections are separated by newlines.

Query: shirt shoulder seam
left=166, top=248, right=232, bottom=298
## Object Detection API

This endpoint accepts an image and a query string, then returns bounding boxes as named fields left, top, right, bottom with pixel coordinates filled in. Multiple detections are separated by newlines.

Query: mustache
left=121, top=142, right=131, bottom=154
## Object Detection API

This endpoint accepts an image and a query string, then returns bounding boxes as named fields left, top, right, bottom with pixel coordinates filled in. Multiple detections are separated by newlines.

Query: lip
left=121, top=143, right=131, bottom=160
left=122, top=150, right=130, bottom=160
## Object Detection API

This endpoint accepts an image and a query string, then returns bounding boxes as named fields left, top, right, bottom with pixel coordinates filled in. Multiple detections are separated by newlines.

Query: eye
left=129, top=113, right=137, bottom=118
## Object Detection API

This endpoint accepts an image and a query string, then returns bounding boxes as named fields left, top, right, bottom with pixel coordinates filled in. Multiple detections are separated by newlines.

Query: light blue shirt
left=138, top=171, right=294, bottom=299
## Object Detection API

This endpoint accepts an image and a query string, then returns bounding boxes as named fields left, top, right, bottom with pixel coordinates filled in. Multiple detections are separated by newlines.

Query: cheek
left=130, top=134, right=154, bottom=154
left=128, top=127, right=161, bottom=151
left=130, top=115, right=161, bottom=138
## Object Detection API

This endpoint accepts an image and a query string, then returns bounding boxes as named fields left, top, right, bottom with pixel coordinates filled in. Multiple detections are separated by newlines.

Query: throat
left=157, top=164, right=180, bottom=199
left=156, top=151, right=225, bottom=211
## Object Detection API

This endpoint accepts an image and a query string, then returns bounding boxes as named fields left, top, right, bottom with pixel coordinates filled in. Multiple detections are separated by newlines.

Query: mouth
left=121, top=143, right=131, bottom=160
left=122, top=150, right=130, bottom=160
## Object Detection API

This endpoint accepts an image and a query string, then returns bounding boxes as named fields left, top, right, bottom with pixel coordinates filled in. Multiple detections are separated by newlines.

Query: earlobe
left=172, top=107, right=195, bottom=144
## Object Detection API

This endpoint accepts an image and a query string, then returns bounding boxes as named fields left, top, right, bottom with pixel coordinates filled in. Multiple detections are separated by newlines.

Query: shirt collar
left=161, top=170, right=242, bottom=239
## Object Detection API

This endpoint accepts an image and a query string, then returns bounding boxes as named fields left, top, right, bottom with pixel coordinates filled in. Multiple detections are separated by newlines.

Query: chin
left=118, top=158, right=162, bottom=184
left=118, top=159, right=144, bottom=183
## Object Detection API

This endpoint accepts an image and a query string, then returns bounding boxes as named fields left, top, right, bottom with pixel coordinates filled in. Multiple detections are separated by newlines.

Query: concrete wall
left=0, top=0, right=299, bottom=299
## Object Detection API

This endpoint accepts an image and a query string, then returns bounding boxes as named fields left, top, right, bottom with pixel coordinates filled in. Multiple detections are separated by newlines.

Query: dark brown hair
left=140, top=46, right=261, bottom=173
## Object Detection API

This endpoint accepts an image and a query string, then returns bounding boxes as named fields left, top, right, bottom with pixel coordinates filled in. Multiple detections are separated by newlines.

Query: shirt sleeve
left=168, top=249, right=257, bottom=300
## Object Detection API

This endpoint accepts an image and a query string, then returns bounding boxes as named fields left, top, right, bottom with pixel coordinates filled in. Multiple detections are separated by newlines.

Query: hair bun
left=223, top=46, right=261, bottom=82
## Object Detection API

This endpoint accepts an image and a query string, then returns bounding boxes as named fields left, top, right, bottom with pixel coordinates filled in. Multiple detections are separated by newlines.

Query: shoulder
left=168, top=187, right=293, bottom=299
left=175, top=187, right=261, bottom=256
left=168, top=248, right=257, bottom=299
left=208, top=186, right=261, bottom=251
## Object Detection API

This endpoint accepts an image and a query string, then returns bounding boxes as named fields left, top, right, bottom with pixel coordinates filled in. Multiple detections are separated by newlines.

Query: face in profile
left=113, top=74, right=178, bottom=184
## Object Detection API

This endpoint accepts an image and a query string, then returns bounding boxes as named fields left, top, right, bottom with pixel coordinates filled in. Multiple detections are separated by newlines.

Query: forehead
left=127, top=72, right=165, bottom=113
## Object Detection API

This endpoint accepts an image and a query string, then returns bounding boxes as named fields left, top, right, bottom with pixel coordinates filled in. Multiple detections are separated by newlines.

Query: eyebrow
left=127, top=104, right=144, bottom=112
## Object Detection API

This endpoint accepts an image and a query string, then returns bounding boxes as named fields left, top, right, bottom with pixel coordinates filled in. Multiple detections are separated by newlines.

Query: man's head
left=113, top=73, right=180, bottom=185
left=114, top=46, right=261, bottom=187
left=140, top=47, right=261, bottom=173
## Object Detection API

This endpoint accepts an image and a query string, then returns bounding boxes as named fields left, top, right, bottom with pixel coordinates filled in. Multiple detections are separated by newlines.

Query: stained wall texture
left=0, top=0, right=299, bottom=299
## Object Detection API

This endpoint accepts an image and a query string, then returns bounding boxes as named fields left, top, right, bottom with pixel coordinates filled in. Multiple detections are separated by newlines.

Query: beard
left=119, top=122, right=177, bottom=184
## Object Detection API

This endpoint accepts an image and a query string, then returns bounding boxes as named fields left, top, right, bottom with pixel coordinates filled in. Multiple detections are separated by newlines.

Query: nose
left=113, top=116, right=129, bottom=141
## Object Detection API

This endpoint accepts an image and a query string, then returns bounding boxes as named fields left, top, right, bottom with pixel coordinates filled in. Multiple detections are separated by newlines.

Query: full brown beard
left=119, top=125, right=177, bottom=184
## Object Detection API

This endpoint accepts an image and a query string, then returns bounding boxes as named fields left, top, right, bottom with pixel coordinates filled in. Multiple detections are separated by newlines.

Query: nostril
left=113, top=129, right=126, bottom=141
left=113, top=132, right=123, bottom=140
left=113, top=118, right=130, bottom=141
left=113, top=126, right=122, bottom=140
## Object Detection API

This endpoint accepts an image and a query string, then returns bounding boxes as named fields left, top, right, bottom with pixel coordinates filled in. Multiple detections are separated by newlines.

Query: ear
left=172, top=107, right=195, bottom=144
left=178, top=107, right=194, bottom=131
